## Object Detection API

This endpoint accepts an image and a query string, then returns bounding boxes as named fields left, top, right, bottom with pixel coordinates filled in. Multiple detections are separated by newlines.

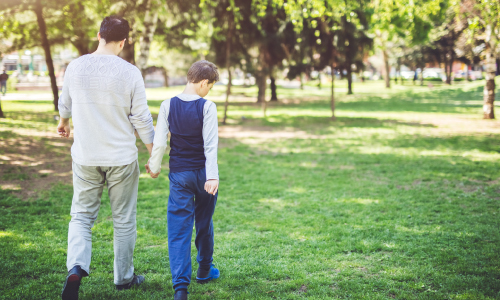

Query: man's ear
left=119, top=38, right=126, bottom=49
left=97, top=32, right=101, bottom=41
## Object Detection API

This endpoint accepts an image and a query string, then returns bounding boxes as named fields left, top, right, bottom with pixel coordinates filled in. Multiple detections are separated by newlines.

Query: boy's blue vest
left=168, top=96, right=207, bottom=173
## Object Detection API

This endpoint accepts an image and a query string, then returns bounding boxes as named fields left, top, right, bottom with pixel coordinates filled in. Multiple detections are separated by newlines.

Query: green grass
left=1, top=80, right=500, bottom=299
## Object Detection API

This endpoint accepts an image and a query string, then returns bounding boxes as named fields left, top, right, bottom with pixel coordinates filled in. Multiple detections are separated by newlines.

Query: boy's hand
left=204, top=179, right=219, bottom=195
left=57, top=118, right=71, bottom=138
left=145, top=158, right=160, bottom=178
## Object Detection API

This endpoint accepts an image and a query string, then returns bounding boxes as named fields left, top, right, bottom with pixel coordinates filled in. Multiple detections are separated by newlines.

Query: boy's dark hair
left=99, top=16, right=130, bottom=43
left=187, top=60, right=219, bottom=84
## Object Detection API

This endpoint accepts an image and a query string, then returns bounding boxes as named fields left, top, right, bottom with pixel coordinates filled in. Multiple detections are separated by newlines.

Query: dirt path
left=0, top=129, right=73, bottom=199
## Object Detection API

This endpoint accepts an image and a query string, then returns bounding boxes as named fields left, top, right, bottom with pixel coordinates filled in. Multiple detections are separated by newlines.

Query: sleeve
left=149, top=100, right=170, bottom=174
left=203, top=101, right=219, bottom=181
left=58, top=67, right=72, bottom=118
left=129, top=77, right=155, bottom=144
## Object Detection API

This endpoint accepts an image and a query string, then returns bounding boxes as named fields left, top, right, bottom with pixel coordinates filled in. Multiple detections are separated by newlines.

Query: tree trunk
left=120, top=40, right=135, bottom=64
left=331, top=65, right=335, bottom=120
left=223, top=68, right=232, bottom=125
left=256, top=74, right=267, bottom=103
left=347, top=65, right=353, bottom=95
left=483, top=45, right=496, bottom=119
left=160, top=67, right=169, bottom=87
left=382, top=48, right=391, bottom=88
left=137, top=0, right=159, bottom=79
left=34, top=0, right=58, bottom=111
left=299, top=74, right=304, bottom=90
left=70, top=1, right=89, bottom=56
left=222, top=15, right=233, bottom=125
left=270, top=75, right=278, bottom=101
left=444, top=61, right=451, bottom=84
left=397, top=59, right=401, bottom=84
left=256, top=45, right=268, bottom=103
left=466, top=64, right=470, bottom=82
left=445, top=54, right=453, bottom=85
left=0, top=96, right=4, bottom=118
left=420, top=64, right=424, bottom=86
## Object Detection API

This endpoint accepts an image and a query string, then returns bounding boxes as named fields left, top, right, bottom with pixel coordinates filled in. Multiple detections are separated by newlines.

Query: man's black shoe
left=174, top=289, right=188, bottom=300
left=115, top=274, right=145, bottom=290
left=62, top=266, right=83, bottom=300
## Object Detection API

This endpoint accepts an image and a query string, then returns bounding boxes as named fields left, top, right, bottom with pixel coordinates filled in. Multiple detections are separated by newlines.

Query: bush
left=453, top=77, right=465, bottom=82
left=424, top=77, right=444, bottom=82
left=7, top=77, right=18, bottom=92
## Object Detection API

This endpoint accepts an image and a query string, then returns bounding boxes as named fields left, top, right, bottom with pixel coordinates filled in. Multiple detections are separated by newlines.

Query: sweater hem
left=71, top=154, right=138, bottom=167
left=169, top=166, right=205, bottom=174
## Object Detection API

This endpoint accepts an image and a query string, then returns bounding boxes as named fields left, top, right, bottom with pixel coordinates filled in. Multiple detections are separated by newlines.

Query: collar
left=176, top=93, right=202, bottom=101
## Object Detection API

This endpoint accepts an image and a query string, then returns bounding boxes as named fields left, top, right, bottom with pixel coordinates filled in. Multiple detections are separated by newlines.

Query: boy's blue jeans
left=168, top=168, right=217, bottom=291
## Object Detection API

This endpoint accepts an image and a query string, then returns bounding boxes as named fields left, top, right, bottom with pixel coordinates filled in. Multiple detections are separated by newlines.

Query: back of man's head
left=99, top=16, right=130, bottom=44
left=187, top=60, right=219, bottom=84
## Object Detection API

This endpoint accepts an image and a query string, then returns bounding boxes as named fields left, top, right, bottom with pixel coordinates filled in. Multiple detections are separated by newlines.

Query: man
left=0, top=70, right=8, bottom=95
left=57, top=16, right=154, bottom=300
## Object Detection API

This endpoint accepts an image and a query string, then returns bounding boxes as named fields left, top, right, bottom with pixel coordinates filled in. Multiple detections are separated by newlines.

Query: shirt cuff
left=59, top=111, right=71, bottom=118
left=206, top=172, right=219, bottom=181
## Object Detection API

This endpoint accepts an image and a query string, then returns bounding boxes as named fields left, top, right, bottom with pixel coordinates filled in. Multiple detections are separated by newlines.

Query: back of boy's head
left=187, top=60, right=219, bottom=84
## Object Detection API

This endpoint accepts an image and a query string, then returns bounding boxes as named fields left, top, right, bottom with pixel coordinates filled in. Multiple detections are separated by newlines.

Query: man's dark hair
left=99, top=16, right=130, bottom=43
left=187, top=60, right=219, bottom=84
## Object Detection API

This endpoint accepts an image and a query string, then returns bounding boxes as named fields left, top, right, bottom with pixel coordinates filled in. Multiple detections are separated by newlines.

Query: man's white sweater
left=58, top=54, right=155, bottom=166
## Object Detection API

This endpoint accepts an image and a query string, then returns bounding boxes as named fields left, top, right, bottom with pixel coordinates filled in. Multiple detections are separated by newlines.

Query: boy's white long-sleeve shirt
left=149, top=94, right=219, bottom=180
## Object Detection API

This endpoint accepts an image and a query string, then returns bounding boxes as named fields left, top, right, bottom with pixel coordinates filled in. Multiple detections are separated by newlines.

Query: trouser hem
left=174, top=284, right=189, bottom=291
left=67, top=264, right=89, bottom=277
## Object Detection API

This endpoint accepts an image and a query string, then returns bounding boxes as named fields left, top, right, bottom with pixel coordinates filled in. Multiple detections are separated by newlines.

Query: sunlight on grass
left=0, top=231, right=14, bottom=238
left=343, top=198, right=380, bottom=205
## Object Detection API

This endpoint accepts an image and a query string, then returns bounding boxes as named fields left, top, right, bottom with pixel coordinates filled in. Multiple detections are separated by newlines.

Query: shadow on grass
left=1, top=136, right=500, bottom=298
left=258, top=115, right=437, bottom=128
left=336, top=87, right=493, bottom=114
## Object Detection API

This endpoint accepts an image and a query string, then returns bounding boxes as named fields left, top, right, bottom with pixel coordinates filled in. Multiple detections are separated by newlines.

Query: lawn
left=1, top=80, right=500, bottom=299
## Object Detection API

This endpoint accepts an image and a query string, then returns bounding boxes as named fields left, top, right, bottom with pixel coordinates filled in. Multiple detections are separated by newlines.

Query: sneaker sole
left=62, top=274, right=81, bottom=300
left=196, top=271, right=220, bottom=284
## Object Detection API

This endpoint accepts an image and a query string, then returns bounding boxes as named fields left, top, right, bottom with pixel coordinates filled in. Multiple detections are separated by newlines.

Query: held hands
left=57, top=119, right=71, bottom=138
left=145, top=158, right=160, bottom=178
left=204, top=179, right=219, bottom=195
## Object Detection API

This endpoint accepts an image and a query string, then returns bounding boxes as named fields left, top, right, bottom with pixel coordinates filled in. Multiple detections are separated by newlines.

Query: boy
left=147, top=60, right=220, bottom=300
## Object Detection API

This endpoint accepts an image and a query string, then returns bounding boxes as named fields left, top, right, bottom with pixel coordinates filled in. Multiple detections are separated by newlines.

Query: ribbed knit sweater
left=58, top=54, right=155, bottom=166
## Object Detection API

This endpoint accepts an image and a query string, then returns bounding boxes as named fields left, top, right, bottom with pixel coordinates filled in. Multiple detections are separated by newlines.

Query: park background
left=1, top=0, right=500, bottom=299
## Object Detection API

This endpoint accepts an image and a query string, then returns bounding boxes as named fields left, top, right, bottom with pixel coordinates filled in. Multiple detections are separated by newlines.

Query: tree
left=460, top=0, right=500, bottom=119
left=336, top=11, right=373, bottom=95
left=136, top=0, right=160, bottom=78
left=0, top=0, right=65, bottom=111
left=34, top=0, right=59, bottom=111
left=371, top=0, right=446, bottom=89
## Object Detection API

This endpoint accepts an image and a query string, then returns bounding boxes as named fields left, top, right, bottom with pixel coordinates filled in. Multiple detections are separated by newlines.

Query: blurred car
left=454, top=70, right=482, bottom=80
left=401, top=70, right=416, bottom=80
left=422, top=68, right=445, bottom=80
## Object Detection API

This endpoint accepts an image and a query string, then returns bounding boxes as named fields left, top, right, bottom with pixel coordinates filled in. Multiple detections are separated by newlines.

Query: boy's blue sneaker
left=196, top=264, right=220, bottom=284
left=61, top=266, right=83, bottom=300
